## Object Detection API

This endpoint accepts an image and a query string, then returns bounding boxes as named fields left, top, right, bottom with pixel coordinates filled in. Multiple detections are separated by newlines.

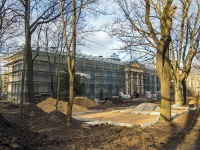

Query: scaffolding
left=4, top=47, right=159, bottom=102
left=76, top=53, right=126, bottom=100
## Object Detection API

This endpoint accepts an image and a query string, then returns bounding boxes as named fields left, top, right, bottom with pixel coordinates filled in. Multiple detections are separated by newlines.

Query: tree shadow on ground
left=193, top=113, right=200, bottom=150
left=160, top=110, right=199, bottom=149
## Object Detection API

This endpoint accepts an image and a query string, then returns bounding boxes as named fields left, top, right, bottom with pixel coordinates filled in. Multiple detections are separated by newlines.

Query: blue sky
left=80, top=31, right=124, bottom=58
left=79, top=1, right=127, bottom=60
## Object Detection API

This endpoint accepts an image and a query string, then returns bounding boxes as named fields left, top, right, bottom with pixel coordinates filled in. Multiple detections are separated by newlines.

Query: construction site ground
left=0, top=97, right=200, bottom=150
left=74, top=99, right=188, bottom=128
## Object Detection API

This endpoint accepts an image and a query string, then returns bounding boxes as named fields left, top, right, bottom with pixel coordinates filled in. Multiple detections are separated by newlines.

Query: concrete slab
left=107, top=121, right=119, bottom=126
left=85, top=121, right=107, bottom=126
left=171, top=104, right=188, bottom=110
left=141, top=117, right=160, bottom=128
left=74, top=105, right=189, bottom=128
left=76, top=111, right=159, bottom=127
left=118, top=122, right=133, bottom=128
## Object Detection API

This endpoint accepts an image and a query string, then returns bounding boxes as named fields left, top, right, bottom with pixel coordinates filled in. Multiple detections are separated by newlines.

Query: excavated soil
left=37, top=98, right=90, bottom=114
left=74, top=97, right=99, bottom=108
left=0, top=98, right=200, bottom=150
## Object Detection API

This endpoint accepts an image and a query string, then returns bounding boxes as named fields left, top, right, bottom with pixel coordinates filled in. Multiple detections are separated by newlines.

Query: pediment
left=131, top=61, right=144, bottom=69
left=131, top=62, right=143, bottom=68
left=124, top=61, right=145, bottom=72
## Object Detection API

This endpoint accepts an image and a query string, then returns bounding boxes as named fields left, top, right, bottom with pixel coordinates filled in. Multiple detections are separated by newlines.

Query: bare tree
left=17, top=0, right=70, bottom=104
left=55, top=35, right=64, bottom=111
left=0, top=0, right=19, bottom=51
left=42, top=23, right=56, bottom=98
left=36, top=21, right=65, bottom=110
left=170, top=0, right=200, bottom=106
left=38, top=22, right=66, bottom=101
left=0, top=0, right=24, bottom=119
left=59, top=0, right=78, bottom=126
left=59, top=0, right=100, bottom=125
left=0, top=0, right=9, bottom=48
left=113, top=0, right=177, bottom=121
left=20, top=25, right=41, bottom=120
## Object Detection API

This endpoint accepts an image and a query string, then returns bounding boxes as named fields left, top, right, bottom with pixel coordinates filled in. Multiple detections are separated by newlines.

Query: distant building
left=3, top=48, right=159, bottom=103
left=187, top=67, right=200, bottom=96
left=0, top=73, right=8, bottom=95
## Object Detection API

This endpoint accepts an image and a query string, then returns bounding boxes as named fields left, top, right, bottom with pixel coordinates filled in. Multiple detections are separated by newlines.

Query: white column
left=125, top=71, right=129, bottom=95
left=137, top=73, right=139, bottom=93
left=130, top=71, right=133, bottom=95
left=141, top=74, right=144, bottom=95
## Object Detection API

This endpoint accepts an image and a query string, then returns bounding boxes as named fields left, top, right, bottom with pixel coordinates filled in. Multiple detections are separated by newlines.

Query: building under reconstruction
left=186, top=65, right=200, bottom=96
left=2, top=47, right=159, bottom=103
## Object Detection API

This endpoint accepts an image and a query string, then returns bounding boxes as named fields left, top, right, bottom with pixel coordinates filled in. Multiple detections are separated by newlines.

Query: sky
left=80, top=31, right=125, bottom=58
left=78, top=0, right=186, bottom=62
left=78, top=1, right=129, bottom=60
left=1, top=0, right=130, bottom=61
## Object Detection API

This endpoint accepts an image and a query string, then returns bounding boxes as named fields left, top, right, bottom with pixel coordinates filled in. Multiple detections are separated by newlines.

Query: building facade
left=3, top=48, right=159, bottom=103
left=187, top=68, right=200, bottom=96
left=0, top=73, right=8, bottom=99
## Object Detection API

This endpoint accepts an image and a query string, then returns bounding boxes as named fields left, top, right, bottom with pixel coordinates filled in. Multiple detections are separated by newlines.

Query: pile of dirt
left=6, top=103, right=84, bottom=131
left=103, top=100, right=116, bottom=107
left=37, top=98, right=89, bottom=114
left=189, top=100, right=195, bottom=104
left=88, top=100, right=117, bottom=110
left=88, top=104, right=109, bottom=110
left=49, top=111, right=84, bottom=127
left=0, top=113, right=48, bottom=150
left=132, top=102, right=160, bottom=111
left=105, top=97, right=124, bottom=105
left=1, top=101, right=200, bottom=149
left=17, top=105, right=58, bottom=130
left=74, top=97, right=99, bottom=108
left=22, top=104, right=48, bottom=118
left=49, top=111, right=66, bottom=123
left=89, top=99, right=137, bottom=110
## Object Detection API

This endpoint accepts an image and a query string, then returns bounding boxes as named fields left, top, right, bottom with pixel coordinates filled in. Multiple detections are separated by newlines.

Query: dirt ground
left=0, top=98, right=200, bottom=150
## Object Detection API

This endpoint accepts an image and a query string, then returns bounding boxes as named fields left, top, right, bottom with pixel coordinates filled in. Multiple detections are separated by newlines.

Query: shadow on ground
left=160, top=110, right=199, bottom=149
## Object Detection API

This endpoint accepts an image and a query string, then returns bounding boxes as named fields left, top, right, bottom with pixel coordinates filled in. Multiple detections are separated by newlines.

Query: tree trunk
left=159, top=68, right=171, bottom=121
left=157, top=43, right=171, bottom=121
left=56, top=70, right=60, bottom=111
left=25, top=0, right=35, bottom=104
left=27, top=39, right=35, bottom=104
left=66, top=73, right=74, bottom=125
left=66, top=0, right=76, bottom=126
left=174, top=79, right=183, bottom=106
left=50, top=75, right=55, bottom=98
left=182, top=79, right=187, bottom=105
left=56, top=56, right=61, bottom=111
